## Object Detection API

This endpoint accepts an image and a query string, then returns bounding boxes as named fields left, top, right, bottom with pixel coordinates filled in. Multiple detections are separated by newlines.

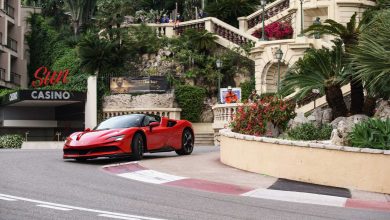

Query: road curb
left=102, top=162, right=390, bottom=212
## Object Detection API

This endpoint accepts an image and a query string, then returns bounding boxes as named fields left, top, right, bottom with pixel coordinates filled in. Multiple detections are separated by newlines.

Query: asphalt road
left=0, top=147, right=389, bottom=220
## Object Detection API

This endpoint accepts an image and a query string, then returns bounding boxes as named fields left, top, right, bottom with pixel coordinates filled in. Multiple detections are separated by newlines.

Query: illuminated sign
left=31, top=66, right=69, bottom=88
left=8, top=92, right=18, bottom=101
left=31, top=91, right=71, bottom=100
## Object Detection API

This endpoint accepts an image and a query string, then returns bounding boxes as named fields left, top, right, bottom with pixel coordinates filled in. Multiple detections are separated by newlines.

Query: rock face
left=330, top=114, right=370, bottom=145
left=374, top=100, right=390, bottom=120
left=103, top=93, right=175, bottom=109
left=287, top=107, right=333, bottom=129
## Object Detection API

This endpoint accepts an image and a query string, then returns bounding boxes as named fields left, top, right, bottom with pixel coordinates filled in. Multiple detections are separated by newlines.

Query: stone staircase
left=194, top=133, right=214, bottom=146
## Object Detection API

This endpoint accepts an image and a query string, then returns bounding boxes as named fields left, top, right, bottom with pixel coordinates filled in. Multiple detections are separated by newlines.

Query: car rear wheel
left=176, top=129, right=194, bottom=155
left=131, top=133, right=144, bottom=160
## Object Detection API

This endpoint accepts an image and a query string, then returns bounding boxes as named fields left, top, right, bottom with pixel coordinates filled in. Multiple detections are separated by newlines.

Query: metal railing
left=10, top=72, right=21, bottom=85
left=6, top=4, right=15, bottom=18
left=7, top=37, right=17, bottom=52
left=0, top=68, right=5, bottom=81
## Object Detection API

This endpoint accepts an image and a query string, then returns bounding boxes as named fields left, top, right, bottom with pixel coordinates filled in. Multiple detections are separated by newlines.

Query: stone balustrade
left=103, top=108, right=182, bottom=120
left=212, top=103, right=243, bottom=145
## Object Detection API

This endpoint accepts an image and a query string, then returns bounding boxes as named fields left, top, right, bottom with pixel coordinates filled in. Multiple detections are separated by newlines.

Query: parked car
left=63, top=114, right=194, bottom=161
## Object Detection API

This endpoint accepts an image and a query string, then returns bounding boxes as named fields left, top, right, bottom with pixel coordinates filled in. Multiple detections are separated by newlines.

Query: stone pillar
left=85, top=76, right=97, bottom=129
left=237, top=17, right=248, bottom=32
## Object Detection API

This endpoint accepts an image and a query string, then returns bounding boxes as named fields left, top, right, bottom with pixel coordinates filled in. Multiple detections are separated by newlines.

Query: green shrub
left=348, top=118, right=390, bottom=150
left=0, top=134, right=24, bottom=149
left=174, top=85, right=206, bottom=122
left=230, top=96, right=296, bottom=136
left=240, top=79, right=255, bottom=102
left=287, top=123, right=332, bottom=141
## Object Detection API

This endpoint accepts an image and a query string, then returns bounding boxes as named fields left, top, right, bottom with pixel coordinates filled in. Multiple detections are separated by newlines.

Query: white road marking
left=37, top=204, right=72, bottom=211
left=118, top=170, right=186, bottom=184
left=102, top=162, right=138, bottom=168
left=0, top=196, right=17, bottom=201
left=0, top=193, right=165, bottom=220
left=242, top=188, right=347, bottom=207
left=98, top=213, right=140, bottom=220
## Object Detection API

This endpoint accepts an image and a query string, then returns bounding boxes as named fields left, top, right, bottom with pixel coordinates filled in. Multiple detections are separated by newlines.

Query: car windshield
left=95, top=115, right=143, bottom=130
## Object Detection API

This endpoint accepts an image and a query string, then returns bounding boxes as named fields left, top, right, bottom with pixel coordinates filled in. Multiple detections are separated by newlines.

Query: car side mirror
left=149, top=122, right=160, bottom=131
left=84, top=128, right=91, bottom=132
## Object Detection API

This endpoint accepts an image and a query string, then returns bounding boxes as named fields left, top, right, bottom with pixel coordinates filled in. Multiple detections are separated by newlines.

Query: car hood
left=67, top=128, right=132, bottom=146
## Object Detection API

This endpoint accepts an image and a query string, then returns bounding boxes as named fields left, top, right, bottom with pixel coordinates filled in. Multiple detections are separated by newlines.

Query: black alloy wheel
left=176, top=129, right=194, bottom=155
left=131, top=133, right=144, bottom=160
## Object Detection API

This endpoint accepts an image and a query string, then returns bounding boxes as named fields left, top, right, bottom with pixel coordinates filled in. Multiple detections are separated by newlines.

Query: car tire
left=176, top=129, right=194, bottom=155
left=131, top=133, right=144, bottom=160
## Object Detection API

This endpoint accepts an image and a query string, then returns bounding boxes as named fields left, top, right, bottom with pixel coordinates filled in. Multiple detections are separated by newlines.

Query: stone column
left=85, top=76, right=97, bottom=129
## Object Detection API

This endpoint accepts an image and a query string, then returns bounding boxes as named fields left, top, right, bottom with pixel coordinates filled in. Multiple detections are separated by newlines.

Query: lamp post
left=312, top=88, right=320, bottom=108
left=216, top=58, right=222, bottom=103
left=260, top=0, right=267, bottom=41
left=275, top=48, right=283, bottom=93
left=313, top=17, right=321, bottom=39
left=298, top=0, right=304, bottom=36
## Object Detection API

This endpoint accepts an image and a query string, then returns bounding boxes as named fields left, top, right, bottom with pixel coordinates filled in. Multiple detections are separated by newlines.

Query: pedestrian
left=248, top=89, right=260, bottom=103
left=224, top=86, right=238, bottom=104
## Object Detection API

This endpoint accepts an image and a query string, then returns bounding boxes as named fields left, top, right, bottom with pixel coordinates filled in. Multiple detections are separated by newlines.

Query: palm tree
left=78, top=32, right=126, bottom=74
left=281, top=41, right=350, bottom=118
left=182, top=29, right=218, bottom=54
left=304, top=13, right=364, bottom=115
left=65, top=0, right=97, bottom=35
left=350, top=9, right=390, bottom=102
left=205, top=0, right=258, bottom=27
left=96, top=0, right=134, bottom=40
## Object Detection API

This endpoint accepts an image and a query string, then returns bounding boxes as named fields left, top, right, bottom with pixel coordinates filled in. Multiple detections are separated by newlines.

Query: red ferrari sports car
left=63, top=114, right=194, bottom=161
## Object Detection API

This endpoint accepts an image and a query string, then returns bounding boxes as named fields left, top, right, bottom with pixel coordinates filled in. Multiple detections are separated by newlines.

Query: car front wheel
left=131, top=133, right=144, bottom=160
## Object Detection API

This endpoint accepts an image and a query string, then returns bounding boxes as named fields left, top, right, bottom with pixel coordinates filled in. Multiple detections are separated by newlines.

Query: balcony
left=6, top=4, right=15, bottom=18
left=7, top=37, right=17, bottom=52
left=10, top=72, right=21, bottom=85
left=0, top=68, right=5, bottom=81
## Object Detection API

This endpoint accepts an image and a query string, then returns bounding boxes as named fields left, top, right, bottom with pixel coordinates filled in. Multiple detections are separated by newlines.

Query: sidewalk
left=137, top=146, right=389, bottom=203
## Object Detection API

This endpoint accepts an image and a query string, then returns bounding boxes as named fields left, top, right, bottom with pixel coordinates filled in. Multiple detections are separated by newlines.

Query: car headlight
left=107, top=135, right=125, bottom=142
left=64, top=137, right=72, bottom=145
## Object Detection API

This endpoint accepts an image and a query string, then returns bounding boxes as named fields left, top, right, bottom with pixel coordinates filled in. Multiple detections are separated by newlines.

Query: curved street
left=0, top=147, right=389, bottom=220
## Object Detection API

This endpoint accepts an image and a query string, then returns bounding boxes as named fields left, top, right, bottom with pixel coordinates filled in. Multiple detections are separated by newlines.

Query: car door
left=143, top=115, right=167, bottom=150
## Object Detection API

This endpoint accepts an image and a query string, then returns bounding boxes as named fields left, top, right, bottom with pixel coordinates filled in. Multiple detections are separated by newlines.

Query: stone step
left=194, top=132, right=214, bottom=146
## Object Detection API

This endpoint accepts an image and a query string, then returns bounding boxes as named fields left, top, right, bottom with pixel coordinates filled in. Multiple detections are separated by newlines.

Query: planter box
left=220, top=130, right=390, bottom=194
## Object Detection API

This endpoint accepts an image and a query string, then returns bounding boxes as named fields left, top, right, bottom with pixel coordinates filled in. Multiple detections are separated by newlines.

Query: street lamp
left=260, top=0, right=267, bottom=41
left=216, top=59, right=222, bottom=103
left=298, top=0, right=304, bottom=36
left=275, top=48, right=283, bottom=93
left=312, top=88, right=320, bottom=108
left=313, top=17, right=321, bottom=39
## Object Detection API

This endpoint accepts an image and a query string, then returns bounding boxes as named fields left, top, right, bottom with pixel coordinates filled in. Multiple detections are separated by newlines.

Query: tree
left=281, top=41, right=350, bottom=118
left=65, top=0, right=97, bottom=35
left=205, top=0, right=258, bottom=27
left=96, top=0, right=134, bottom=40
left=78, top=31, right=127, bottom=74
left=350, top=10, right=390, bottom=101
left=182, top=29, right=218, bottom=54
left=304, top=13, right=364, bottom=115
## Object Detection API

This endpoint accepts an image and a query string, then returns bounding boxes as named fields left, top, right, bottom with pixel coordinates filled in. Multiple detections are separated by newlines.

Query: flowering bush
left=252, top=22, right=293, bottom=40
left=0, top=134, right=24, bottom=149
left=230, top=96, right=296, bottom=136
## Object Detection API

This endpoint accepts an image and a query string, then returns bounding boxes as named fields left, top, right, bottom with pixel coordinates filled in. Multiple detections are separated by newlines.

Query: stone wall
left=103, top=92, right=176, bottom=109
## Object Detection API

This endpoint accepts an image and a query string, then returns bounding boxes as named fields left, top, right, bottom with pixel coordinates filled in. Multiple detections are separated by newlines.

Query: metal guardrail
left=7, top=37, right=17, bottom=52
left=6, top=4, right=14, bottom=18
left=10, top=72, right=21, bottom=85
left=0, top=68, right=5, bottom=81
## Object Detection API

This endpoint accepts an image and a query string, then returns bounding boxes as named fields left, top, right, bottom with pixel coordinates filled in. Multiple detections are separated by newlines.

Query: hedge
left=174, top=85, right=206, bottom=122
